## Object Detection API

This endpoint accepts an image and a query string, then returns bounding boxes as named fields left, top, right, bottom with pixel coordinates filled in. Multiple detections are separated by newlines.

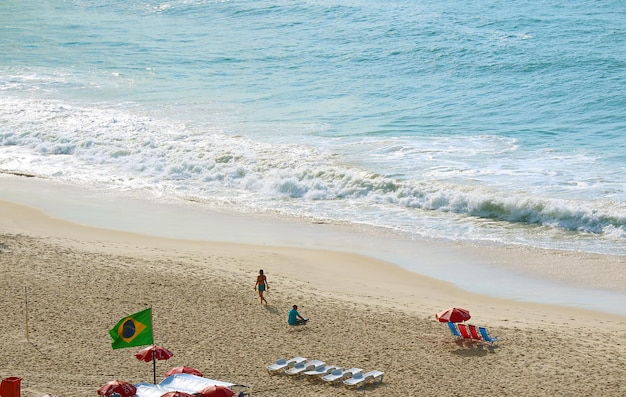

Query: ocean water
left=1, top=0, right=626, bottom=257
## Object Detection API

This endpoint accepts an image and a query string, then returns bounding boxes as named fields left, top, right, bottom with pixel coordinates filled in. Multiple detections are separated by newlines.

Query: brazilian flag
left=109, top=307, right=154, bottom=350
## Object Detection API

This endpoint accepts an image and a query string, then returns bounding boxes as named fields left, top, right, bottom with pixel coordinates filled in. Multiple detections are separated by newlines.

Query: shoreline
left=1, top=196, right=625, bottom=328
left=1, top=174, right=625, bottom=316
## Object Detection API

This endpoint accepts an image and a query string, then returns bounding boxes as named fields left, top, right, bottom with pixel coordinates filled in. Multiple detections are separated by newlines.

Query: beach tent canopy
left=159, top=374, right=236, bottom=390
left=135, top=374, right=239, bottom=397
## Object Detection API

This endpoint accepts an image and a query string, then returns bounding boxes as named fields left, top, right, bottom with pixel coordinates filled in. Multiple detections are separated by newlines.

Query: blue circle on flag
left=122, top=319, right=136, bottom=338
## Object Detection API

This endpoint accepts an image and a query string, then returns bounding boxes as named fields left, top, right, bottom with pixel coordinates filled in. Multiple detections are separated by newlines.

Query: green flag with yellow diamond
left=109, top=307, right=153, bottom=350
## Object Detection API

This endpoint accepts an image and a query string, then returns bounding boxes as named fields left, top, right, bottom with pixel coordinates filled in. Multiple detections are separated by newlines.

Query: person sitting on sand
left=288, top=304, right=308, bottom=325
left=254, top=269, right=269, bottom=304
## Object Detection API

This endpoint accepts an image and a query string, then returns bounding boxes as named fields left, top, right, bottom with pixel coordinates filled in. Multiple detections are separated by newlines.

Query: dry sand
left=1, top=199, right=625, bottom=397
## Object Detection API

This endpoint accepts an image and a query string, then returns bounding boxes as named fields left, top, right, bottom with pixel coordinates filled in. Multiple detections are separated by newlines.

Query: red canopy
left=97, top=380, right=137, bottom=397
left=164, top=366, right=204, bottom=377
left=135, top=345, right=174, bottom=362
left=198, top=385, right=235, bottom=397
left=160, top=392, right=195, bottom=397
left=435, top=307, right=471, bottom=323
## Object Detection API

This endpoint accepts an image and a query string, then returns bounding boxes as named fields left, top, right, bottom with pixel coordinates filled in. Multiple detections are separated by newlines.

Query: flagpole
left=24, top=287, right=29, bottom=341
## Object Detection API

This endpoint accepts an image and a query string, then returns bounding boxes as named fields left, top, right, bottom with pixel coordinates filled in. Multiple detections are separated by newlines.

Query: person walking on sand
left=255, top=269, right=269, bottom=304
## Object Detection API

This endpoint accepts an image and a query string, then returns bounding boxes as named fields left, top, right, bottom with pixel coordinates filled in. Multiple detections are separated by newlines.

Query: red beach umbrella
left=136, top=345, right=174, bottom=384
left=97, top=380, right=137, bottom=397
left=160, top=392, right=195, bottom=397
left=164, top=366, right=204, bottom=377
left=135, top=345, right=174, bottom=362
left=198, top=385, right=235, bottom=397
left=436, top=307, right=471, bottom=323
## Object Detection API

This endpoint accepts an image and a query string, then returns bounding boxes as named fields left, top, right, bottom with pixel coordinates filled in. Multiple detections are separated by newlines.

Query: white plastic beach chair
left=266, top=356, right=307, bottom=375
left=321, top=367, right=362, bottom=384
left=303, top=365, right=341, bottom=379
left=343, top=370, right=384, bottom=388
left=284, top=359, right=325, bottom=376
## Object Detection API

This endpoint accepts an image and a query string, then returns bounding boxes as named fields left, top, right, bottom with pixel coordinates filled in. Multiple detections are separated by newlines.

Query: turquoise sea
left=1, top=0, right=625, bottom=259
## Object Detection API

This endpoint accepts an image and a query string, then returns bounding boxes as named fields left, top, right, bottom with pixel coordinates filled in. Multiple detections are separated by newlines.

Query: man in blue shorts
left=288, top=304, right=308, bottom=325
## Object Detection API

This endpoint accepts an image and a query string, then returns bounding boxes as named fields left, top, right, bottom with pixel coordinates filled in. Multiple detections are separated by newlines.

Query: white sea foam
left=1, top=96, right=625, bottom=254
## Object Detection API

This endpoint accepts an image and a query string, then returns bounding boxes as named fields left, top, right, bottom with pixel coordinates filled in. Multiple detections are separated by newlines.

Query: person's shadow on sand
left=263, top=304, right=280, bottom=315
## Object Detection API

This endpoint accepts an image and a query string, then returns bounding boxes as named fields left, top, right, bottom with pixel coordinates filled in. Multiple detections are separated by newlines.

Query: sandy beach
left=1, top=180, right=625, bottom=396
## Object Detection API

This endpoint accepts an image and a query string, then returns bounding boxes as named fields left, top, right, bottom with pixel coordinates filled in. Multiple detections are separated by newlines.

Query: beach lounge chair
left=457, top=324, right=473, bottom=341
left=468, top=325, right=483, bottom=341
left=343, top=370, right=384, bottom=389
left=321, top=367, right=362, bottom=384
left=457, top=323, right=470, bottom=339
left=479, top=327, right=499, bottom=344
left=303, top=365, right=341, bottom=379
left=447, top=322, right=462, bottom=339
left=266, top=357, right=307, bottom=375
left=284, top=359, right=325, bottom=376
